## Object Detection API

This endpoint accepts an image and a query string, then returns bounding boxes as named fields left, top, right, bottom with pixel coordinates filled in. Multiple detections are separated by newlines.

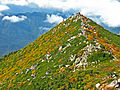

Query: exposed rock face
left=98, top=77, right=120, bottom=89
left=73, top=42, right=101, bottom=68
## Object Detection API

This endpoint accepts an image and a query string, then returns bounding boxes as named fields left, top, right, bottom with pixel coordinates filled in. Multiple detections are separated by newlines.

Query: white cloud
left=2, top=15, right=27, bottom=22
left=1, top=0, right=28, bottom=6
left=45, top=14, right=63, bottom=24
left=0, top=4, right=9, bottom=11
left=39, top=27, right=50, bottom=31
left=0, top=0, right=120, bottom=27
left=80, top=0, right=120, bottom=27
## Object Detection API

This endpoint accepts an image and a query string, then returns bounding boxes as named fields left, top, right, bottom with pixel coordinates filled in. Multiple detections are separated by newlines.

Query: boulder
left=96, top=83, right=100, bottom=88
left=66, top=65, right=70, bottom=67
left=107, top=80, right=118, bottom=87
left=118, top=79, right=120, bottom=82
left=59, top=46, right=62, bottom=51
left=25, top=69, right=29, bottom=74
left=31, top=74, right=35, bottom=77
left=27, top=79, right=30, bottom=81
left=30, top=63, right=38, bottom=70
left=70, top=55, right=76, bottom=61
left=46, top=72, right=49, bottom=75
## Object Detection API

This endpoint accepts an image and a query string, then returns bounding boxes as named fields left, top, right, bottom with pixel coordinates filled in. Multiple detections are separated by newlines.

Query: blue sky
left=0, top=0, right=120, bottom=27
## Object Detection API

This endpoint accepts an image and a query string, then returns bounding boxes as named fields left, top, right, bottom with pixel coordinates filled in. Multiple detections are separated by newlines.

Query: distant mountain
left=100, top=23, right=120, bottom=34
left=0, top=12, right=68, bottom=57
left=105, top=26, right=120, bottom=34
left=0, top=13, right=120, bottom=90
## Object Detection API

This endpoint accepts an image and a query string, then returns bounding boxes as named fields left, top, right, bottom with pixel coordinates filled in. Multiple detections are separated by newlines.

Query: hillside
left=0, top=12, right=120, bottom=90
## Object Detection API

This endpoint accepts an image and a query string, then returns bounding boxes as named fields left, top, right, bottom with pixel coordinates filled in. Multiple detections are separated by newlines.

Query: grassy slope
left=0, top=13, right=120, bottom=90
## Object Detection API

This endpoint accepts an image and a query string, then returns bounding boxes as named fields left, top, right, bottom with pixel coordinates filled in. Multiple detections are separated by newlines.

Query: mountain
left=0, top=13, right=120, bottom=90
left=0, top=5, right=120, bottom=58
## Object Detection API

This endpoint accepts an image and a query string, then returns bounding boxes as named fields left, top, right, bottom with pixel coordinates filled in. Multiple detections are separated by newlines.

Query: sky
left=0, top=0, right=120, bottom=27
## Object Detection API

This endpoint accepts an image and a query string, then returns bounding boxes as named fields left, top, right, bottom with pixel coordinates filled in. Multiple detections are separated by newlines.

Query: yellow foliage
left=72, top=88, right=77, bottom=90
left=32, top=70, right=36, bottom=74
left=7, top=83, right=14, bottom=89
left=23, top=80, right=27, bottom=84
left=57, top=86, right=65, bottom=90
left=69, top=77, right=77, bottom=83
left=17, top=83, right=23, bottom=87
left=28, top=82, right=32, bottom=86
left=90, top=87, right=95, bottom=90
left=60, top=67, right=66, bottom=72
left=88, top=35, right=94, bottom=41
left=59, top=58, right=63, bottom=62
left=75, top=35, right=79, bottom=38
left=69, top=64, right=75, bottom=70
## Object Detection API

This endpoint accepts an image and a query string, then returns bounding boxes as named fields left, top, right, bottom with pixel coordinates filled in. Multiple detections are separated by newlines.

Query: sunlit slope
left=0, top=13, right=120, bottom=90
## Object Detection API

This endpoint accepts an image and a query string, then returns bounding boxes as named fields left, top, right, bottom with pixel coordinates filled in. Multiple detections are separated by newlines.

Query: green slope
left=0, top=13, right=120, bottom=90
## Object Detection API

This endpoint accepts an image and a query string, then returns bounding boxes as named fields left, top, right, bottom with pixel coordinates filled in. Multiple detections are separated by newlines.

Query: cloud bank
left=1, top=0, right=28, bottom=6
left=0, top=0, right=120, bottom=27
left=39, top=27, right=50, bottom=31
left=0, top=4, right=9, bottom=11
left=45, top=14, right=63, bottom=24
left=2, top=15, right=27, bottom=23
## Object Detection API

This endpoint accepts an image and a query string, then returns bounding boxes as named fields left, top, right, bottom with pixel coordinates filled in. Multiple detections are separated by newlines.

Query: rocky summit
left=0, top=12, right=120, bottom=90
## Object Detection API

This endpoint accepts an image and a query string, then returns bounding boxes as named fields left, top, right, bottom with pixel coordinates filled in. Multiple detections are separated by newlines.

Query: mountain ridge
left=0, top=12, right=120, bottom=90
